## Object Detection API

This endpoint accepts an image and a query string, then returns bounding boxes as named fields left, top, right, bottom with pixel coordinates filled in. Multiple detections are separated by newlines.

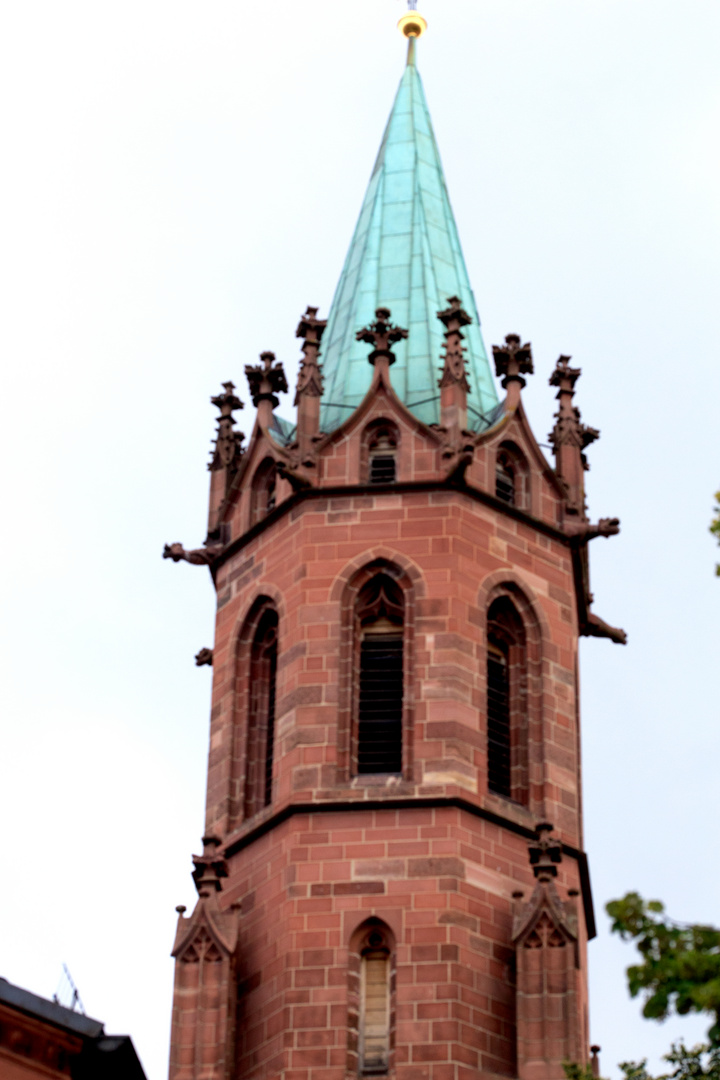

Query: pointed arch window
left=486, top=596, right=528, bottom=805
left=347, top=920, right=395, bottom=1077
left=355, top=575, right=404, bottom=775
left=360, top=931, right=391, bottom=1073
left=244, top=606, right=278, bottom=817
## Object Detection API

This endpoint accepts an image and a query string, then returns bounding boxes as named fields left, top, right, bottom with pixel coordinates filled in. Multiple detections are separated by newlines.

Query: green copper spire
left=320, top=43, right=499, bottom=433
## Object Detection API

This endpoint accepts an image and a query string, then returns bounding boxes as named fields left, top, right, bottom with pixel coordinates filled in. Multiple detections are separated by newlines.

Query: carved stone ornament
left=437, top=296, right=472, bottom=392
left=356, top=307, right=408, bottom=366
left=583, top=611, right=627, bottom=645
left=357, top=574, right=404, bottom=628
left=245, top=351, right=289, bottom=409
left=294, top=305, right=327, bottom=404
left=191, top=836, right=228, bottom=896
left=528, top=822, right=562, bottom=879
left=163, top=541, right=223, bottom=566
left=444, top=448, right=474, bottom=483
left=492, top=333, right=533, bottom=388
left=563, top=517, right=620, bottom=541
left=549, top=353, right=581, bottom=392
left=549, top=408, right=600, bottom=467
left=276, top=459, right=312, bottom=492
left=548, top=356, right=599, bottom=469
left=512, top=824, right=579, bottom=949
left=195, top=647, right=213, bottom=667
left=208, top=380, right=245, bottom=474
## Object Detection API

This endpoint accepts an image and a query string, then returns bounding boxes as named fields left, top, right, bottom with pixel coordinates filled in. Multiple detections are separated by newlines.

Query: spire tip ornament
left=398, top=0, right=427, bottom=40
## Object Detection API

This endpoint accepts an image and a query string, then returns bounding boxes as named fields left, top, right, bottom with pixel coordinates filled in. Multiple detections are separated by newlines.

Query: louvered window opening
left=358, top=634, right=403, bottom=774
left=360, top=950, right=390, bottom=1074
left=487, top=644, right=511, bottom=797
left=496, top=461, right=515, bottom=505
left=263, top=642, right=277, bottom=807
left=369, top=454, right=396, bottom=485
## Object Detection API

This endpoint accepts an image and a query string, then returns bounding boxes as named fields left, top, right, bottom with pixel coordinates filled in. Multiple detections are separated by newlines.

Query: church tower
left=164, top=14, right=624, bottom=1080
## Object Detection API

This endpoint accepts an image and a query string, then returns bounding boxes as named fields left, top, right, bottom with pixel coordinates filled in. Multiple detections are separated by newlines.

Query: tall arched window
left=486, top=596, right=528, bottom=804
left=364, top=420, right=399, bottom=485
left=250, top=457, right=277, bottom=524
left=347, top=920, right=395, bottom=1076
left=243, top=606, right=278, bottom=817
left=355, top=575, right=404, bottom=775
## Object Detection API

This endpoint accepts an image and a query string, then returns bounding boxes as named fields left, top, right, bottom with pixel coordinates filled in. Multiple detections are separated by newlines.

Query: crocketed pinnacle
left=319, top=43, right=499, bottom=433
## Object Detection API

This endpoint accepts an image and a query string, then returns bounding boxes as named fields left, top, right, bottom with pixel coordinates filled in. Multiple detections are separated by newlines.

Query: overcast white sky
left=1, top=2, right=719, bottom=1078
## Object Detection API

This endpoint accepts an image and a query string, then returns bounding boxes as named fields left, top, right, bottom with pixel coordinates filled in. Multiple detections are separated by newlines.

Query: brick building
left=164, top=17, right=624, bottom=1080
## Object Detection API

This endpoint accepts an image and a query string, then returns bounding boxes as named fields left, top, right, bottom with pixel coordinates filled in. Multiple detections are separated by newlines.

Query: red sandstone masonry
left=204, top=490, right=580, bottom=843
left=216, top=808, right=586, bottom=1079
left=169, top=386, right=595, bottom=1080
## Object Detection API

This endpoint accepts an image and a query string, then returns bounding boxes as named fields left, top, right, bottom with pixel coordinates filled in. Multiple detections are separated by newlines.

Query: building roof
left=319, top=39, right=500, bottom=435
left=0, top=977, right=104, bottom=1039
left=0, top=976, right=147, bottom=1079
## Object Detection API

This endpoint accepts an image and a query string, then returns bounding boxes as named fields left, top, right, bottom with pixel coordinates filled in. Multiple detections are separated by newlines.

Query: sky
left=1, top=1, right=719, bottom=1077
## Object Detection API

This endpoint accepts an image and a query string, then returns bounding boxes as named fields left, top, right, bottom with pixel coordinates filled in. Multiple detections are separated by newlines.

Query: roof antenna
left=52, top=963, right=86, bottom=1015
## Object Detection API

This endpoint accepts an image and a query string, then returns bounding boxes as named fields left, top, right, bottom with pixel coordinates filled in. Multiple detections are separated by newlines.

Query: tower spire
left=319, top=20, right=498, bottom=435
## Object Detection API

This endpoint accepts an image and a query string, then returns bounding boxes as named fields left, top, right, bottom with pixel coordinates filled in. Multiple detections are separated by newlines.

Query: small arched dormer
left=363, top=420, right=399, bottom=485
left=486, top=595, right=529, bottom=806
left=250, top=457, right=277, bottom=525
left=495, top=441, right=529, bottom=510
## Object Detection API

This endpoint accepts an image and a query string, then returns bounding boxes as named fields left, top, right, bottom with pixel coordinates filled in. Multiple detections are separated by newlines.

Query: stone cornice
left=212, top=479, right=571, bottom=580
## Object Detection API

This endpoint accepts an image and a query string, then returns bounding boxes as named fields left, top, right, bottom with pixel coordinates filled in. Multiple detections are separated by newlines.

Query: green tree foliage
left=618, top=1042, right=720, bottom=1080
left=564, top=1062, right=598, bottom=1080
left=564, top=1044, right=720, bottom=1080
left=606, top=893, right=720, bottom=1046
left=564, top=895, right=720, bottom=1080
left=712, top=491, right=720, bottom=576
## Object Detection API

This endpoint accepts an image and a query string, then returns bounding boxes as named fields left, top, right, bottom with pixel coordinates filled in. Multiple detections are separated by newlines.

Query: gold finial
left=398, top=0, right=427, bottom=39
